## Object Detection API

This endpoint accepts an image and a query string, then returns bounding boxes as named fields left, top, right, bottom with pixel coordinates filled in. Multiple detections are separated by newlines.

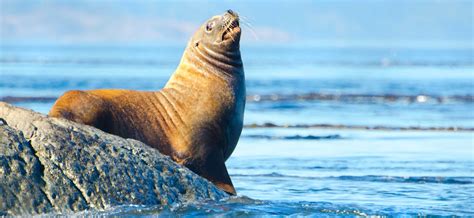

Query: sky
left=1, top=0, right=473, bottom=47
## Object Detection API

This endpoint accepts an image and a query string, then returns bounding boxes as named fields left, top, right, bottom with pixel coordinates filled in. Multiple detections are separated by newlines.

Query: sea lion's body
left=49, top=10, right=244, bottom=195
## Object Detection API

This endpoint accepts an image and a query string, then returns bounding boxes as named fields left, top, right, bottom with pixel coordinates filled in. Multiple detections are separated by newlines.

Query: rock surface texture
left=0, top=102, right=227, bottom=215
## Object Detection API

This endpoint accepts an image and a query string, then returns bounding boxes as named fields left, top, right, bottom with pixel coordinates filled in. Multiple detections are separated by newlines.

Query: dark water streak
left=243, top=134, right=342, bottom=140
left=1, top=96, right=57, bottom=103
left=231, top=173, right=474, bottom=185
left=245, top=122, right=474, bottom=132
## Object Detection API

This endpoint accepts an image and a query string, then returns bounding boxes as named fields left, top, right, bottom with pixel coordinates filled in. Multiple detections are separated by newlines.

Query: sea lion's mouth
left=222, top=19, right=240, bottom=41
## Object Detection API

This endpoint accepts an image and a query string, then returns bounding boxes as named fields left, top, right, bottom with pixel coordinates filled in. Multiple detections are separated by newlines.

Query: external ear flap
left=184, top=149, right=236, bottom=195
left=194, top=40, right=200, bottom=47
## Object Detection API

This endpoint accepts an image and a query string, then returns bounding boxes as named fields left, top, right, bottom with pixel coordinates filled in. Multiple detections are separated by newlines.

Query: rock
left=0, top=102, right=227, bottom=215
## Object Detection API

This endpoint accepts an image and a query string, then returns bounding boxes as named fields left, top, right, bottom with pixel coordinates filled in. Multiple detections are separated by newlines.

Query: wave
left=71, top=198, right=472, bottom=216
left=231, top=173, right=474, bottom=185
left=243, top=134, right=342, bottom=140
left=66, top=195, right=473, bottom=216
left=247, top=93, right=474, bottom=104
left=73, top=198, right=377, bottom=216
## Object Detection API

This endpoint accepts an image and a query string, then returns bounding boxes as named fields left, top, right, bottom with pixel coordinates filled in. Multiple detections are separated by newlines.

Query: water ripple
left=70, top=197, right=471, bottom=216
left=232, top=173, right=474, bottom=185
left=335, top=175, right=474, bottom=185
left=243, top=134, right=342, bottom=140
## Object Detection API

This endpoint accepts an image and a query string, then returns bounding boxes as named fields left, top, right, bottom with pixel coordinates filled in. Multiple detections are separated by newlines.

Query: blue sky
left=1, top=0, right=472, bottom=47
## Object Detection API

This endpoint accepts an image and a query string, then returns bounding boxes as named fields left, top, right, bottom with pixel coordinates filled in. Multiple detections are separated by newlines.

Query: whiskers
left=227, top=21, right=238, bottom=43
left=239, top=15, right=259, bottom=41
left=221, top=13, right=258, bottom=43
left=222, top=15, right=237, bottom=43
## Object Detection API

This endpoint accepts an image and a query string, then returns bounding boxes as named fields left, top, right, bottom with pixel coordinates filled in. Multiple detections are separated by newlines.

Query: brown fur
left=49, top=11, right=245, bottom=195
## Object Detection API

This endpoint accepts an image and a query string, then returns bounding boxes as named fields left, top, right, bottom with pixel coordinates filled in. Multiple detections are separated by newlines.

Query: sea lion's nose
left=227, top=9, right=234, bottom=15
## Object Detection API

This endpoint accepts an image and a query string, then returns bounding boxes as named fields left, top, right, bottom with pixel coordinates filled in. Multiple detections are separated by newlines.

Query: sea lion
left=48, top=10, right=245, bottom=195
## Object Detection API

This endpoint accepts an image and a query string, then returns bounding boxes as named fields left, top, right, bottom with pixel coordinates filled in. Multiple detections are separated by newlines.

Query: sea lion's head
left=191, top=10, right=241, bottom=51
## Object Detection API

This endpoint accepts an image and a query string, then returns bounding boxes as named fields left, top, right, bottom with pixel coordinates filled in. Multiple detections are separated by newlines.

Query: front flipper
left=184, top=149, right=236, bottom=195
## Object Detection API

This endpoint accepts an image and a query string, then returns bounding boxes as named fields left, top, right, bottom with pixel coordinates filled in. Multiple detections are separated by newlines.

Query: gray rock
left=0, top=102, right=227, bottom=215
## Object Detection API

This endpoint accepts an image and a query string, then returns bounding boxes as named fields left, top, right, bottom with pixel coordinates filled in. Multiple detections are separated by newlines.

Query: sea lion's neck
left=186, top=44, right=243, bottom=77
left=160, top=43, right=245, bottom=156
left=165, top=44, right=244, bottom=91
left=190, top=46, right=242, bottom=73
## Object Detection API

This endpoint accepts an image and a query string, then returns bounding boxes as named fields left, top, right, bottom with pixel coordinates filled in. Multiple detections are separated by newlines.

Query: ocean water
left=1, top=43, right=473, bottom=216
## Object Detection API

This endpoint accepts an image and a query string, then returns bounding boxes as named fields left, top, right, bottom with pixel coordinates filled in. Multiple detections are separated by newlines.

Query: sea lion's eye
left=206, top=22, right=215, bottom=32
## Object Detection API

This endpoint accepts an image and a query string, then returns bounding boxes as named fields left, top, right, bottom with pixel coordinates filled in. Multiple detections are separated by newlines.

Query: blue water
left=1, top=43, right=473, bottom=216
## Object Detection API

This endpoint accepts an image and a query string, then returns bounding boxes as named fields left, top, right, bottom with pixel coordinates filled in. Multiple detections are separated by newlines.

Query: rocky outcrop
left=0, top=102, right=227, bottom=215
